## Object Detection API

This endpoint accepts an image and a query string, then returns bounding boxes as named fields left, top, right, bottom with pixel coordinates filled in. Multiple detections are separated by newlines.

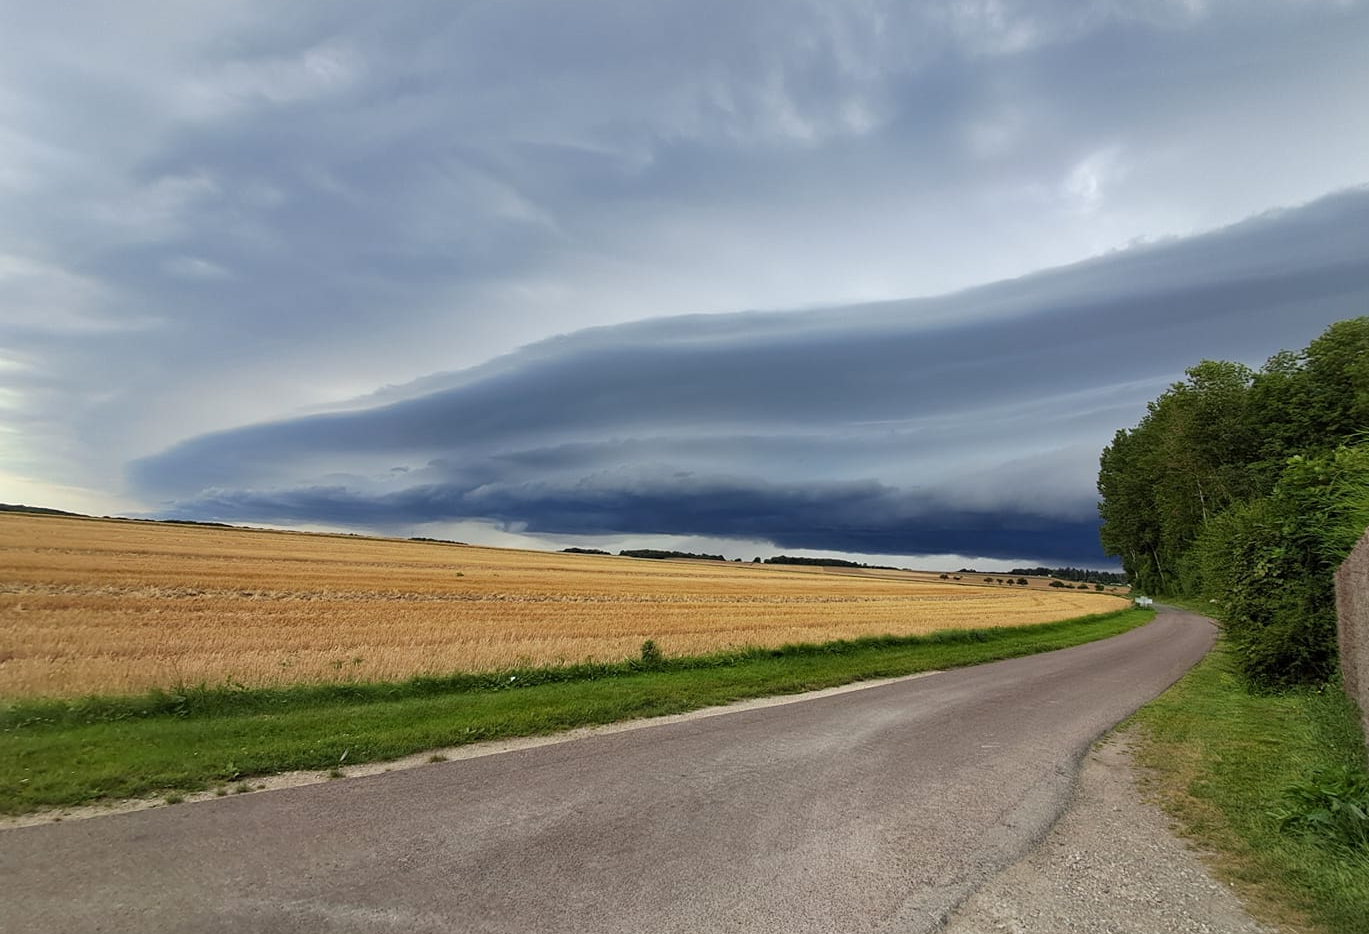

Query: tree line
left=1008, top=566, right=1127, bottom=585
left=764, top=555, right=901, bottom=570
left=1097, top=316, right=1369, bottom=687
left=618, top=548, right=728, bottom=562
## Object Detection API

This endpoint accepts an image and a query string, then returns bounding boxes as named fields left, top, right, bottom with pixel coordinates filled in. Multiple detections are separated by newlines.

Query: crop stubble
left=0, top=514, right=1125, bottom=698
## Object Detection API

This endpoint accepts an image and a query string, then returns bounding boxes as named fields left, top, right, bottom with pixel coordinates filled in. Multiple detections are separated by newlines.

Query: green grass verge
left=1, top=608, right=1151, bottom=815
left=1132, top=639, right=1369, bottom=934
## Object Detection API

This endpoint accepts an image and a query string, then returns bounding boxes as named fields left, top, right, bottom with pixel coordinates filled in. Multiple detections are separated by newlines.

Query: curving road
left=0, top=608, right=1214, bottom=934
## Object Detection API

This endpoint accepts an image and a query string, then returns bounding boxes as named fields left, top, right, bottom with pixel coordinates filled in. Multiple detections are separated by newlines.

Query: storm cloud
left=3, top=1, right=1367, bottom=565
left=131, top=189, right=1369, bottom=564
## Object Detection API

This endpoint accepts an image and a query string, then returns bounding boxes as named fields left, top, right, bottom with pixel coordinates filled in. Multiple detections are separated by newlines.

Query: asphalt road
left=1, top=608, right=1214, bottom=934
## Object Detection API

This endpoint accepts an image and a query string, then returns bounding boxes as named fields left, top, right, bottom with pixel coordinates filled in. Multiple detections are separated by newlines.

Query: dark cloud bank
left=133, top=189, right=1369, bottom=565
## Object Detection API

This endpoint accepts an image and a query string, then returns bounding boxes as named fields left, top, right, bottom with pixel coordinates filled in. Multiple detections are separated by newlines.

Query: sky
left=3, top=1, right=1368, bottom=570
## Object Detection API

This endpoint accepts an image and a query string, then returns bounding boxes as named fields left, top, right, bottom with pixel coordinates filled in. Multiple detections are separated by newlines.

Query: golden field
left=0, top=514, right=1127, bottom=699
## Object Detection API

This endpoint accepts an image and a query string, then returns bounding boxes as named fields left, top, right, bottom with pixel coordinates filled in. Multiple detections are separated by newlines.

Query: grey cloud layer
left=4, top=0, right=1367, bottom=503
left=132, top=188, right=1369, bottom=564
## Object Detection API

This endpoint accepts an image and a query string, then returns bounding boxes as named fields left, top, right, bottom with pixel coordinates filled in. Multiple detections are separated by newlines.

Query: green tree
left=1246, top=317, right=1369, bottom=468
left=1097, top=316, right=1369, bottom=687
left=1098, top=426, right=1166, bottom=592
left=1100, top=360, right=1259, bottom=593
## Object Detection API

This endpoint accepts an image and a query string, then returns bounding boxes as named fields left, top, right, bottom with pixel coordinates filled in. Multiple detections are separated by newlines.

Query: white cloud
left=175, top=40, right=365, bottom=119
left=0, top=253, right=131, bottom=333
left=945, top=0, right=1046, bottom=55
left=163, top=256, right=232, bottom=280
left=1061, top=146, right=1126, bottom=214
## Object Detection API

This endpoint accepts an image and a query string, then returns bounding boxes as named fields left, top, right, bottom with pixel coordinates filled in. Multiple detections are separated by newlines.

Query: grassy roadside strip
left=1131, top=638, right=1369, bottom=934
left=1, top=607, right=1149, bottom=815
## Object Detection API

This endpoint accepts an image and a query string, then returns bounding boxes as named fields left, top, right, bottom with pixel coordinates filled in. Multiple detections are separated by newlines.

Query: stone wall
left=1336, top=527, right=1369, bottom=748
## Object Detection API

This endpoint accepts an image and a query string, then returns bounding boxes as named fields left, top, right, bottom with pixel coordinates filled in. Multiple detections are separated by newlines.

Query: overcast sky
left=3, top=1, right=1368, bottom=569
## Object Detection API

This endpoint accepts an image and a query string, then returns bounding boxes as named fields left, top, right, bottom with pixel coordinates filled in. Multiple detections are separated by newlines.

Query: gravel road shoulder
left=941, top=727, right=1276, bottom=934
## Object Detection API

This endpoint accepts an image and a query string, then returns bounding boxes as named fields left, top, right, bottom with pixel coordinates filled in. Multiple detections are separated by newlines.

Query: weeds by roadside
left=1133, top=641, right=1369, bottom=934
left=1272, top=765, right=1369, bottom=853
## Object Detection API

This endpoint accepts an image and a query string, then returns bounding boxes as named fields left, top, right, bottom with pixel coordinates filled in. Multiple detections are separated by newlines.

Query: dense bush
left=1192, top=497, right=1337, bottom=687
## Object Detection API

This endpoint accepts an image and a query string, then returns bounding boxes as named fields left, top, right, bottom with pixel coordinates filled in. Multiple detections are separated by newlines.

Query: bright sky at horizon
left=3, top=1, right=1367, bottom=569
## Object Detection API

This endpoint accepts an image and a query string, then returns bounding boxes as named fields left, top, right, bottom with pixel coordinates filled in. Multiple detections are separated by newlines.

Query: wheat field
left=0, top=514, right=1126, bottom=698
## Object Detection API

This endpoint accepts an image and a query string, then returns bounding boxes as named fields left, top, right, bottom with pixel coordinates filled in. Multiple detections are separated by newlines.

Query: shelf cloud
left=132, top=189, right=1369, bottom=564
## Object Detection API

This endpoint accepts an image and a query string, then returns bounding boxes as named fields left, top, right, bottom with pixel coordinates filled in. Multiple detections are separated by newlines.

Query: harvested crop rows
left=0, top=515, right=1126, bottom=698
